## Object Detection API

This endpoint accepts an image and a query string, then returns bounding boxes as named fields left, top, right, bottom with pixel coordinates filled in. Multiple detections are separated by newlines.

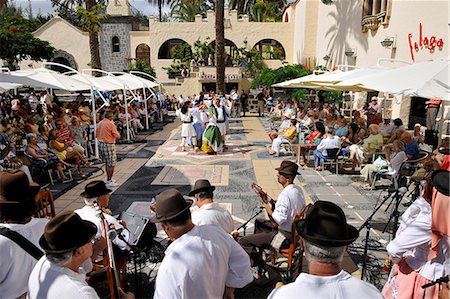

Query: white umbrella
left=110, top=73, right=158, bottom=90
left=0, top=82, right=22, bottom=92
left=4, top=69, right=91, bottom=91
left=272, top=72, right=331, bottom=88
left=68, top=73, right=123, bottom=91
left=337, top=58, right=450, bottom=100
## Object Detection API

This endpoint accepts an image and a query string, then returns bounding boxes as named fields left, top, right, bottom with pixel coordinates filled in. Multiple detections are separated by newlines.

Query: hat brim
left=275, top=167, right=300, bottom=176
left=151, top=199, right=193, bottom=223
left=297, top=219, right=359, bottom=246
left=0, top=183, right=40, bottom=205
left=39, top=220, right=97, bottom=254
left=188, top=186, right=216, bottom=197
left=431, top=169, right=450, bottom=196
left=80, top=188, right=112, bottom=199
left=438, top=147, right=450, bottom=155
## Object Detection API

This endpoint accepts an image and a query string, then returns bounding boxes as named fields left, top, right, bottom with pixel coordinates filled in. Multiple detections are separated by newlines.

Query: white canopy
left=2, top=68, right=91, bottom=91
left=272, top=72, right=330, bottom=89
left=68, top=73, right=123, bottom=91
left=108, top=73, right=159, bottom=90
left=0, top=82, right=22, bottom=92
left=336, top=57, right=449, bottom=101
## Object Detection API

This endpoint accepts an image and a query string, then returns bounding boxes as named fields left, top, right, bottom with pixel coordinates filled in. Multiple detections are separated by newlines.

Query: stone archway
left=50, top=50, right=78, bottom=72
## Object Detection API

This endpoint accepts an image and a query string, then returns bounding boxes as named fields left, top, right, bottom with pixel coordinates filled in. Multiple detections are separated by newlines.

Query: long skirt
left=382, top=264, right=439, bottom=299
left=181, top=123, right=196, bottom=138
left=202, top=124, right=222, bottom=153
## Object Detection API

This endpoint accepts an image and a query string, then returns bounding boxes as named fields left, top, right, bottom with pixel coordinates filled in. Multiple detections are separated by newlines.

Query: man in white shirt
left=75, top=181, right=130, bottom=254
left=0, top=170, right=47, bottom=299
left=268, top=201, right=383, bottom=299
left=239, top=160, right=306, bottom=268
left=152, top=189, right=253, bottom=299
left=313, top=127, right=340, bottom=171
left=189, top=179, right=234, bottom=233
left=379, top=117, right=395, bottom=138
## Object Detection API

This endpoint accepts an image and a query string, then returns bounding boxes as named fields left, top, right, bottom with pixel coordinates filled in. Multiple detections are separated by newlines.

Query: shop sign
left=408, top=23, right=444, bottom=62
left=199, top=72, right=242, bottom=81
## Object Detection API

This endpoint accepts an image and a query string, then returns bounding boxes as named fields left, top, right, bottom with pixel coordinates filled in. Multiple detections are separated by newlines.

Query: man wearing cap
left=190, top=179, right=234, bottom=233
left=379, top=117, right=395, bottom=140
left=239, top=160, right=306, bottom=267
left=0, top=170, right=47, bottom=299
left=268, top=201, right=383, bottom=298
left=152, top=189, right=253, bottom=299
left=75, top=181, right=130, bottom=252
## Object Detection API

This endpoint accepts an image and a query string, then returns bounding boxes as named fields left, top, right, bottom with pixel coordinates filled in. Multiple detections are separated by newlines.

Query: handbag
left=373, top=156, right=388, bottom=168
left=0, top=227, right=44, bottom=260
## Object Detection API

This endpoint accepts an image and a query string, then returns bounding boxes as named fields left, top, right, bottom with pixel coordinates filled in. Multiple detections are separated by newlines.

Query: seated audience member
left=356, top=117, right=368, bottom=138
left=189, top=179, right=234, bottom=233
left=25, top=133, right=71, bottom=183
left=152, top=189, right=253, bottom=299
left=335, top=116, right=349, bottom=137
left=270, top=119, right=297, bottom=156
left=313, top=128, right=340, bottom=171
left=346, top=124, right=384, bottom=172
left=433, top=138, right=450, bottom=171
left=268, top=201, right=383, bottom=299
left=299, top=122, right=326, bottom=166
left=0, top=118, right=14, bottom=135
left=387, top=118, right=404, bottom=144
left=49, top=129, right=89, bottom=177
left=0, top=134, right=34, bottom=182
left=0, top=170, right=47, bottom=299
left=75, top=181, right=130, bottom=254
left=55, top=119, right=85, bottom=155
left=379, top=117, right=395, bottom=140
left=300, top=110, right=314, bottom=129
left=269, top=113, right=292, bottom=140
left=382, top=178, right=443, bottom=299
left=413, top=123, right=425, bottom=144
left=400, top=132, right=420, bottom=160
left=324, top=113, right=335, bottom=131
left=69, top=117, right=87, bottom=152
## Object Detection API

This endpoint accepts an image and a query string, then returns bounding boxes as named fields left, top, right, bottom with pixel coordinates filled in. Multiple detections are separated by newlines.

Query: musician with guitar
left=28, top=211, right=134, bottom=299
left=239, top=160, right=306, bottom=268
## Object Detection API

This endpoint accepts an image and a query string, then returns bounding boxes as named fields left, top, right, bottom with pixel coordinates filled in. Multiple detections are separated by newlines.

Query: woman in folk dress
left=176, top=101, right=198, bottom=152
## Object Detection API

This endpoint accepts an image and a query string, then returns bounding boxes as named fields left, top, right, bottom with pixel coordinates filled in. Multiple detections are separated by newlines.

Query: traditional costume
left=202, top=104, right=225, bottom=154
left=176, top=107, right=197, bottom=151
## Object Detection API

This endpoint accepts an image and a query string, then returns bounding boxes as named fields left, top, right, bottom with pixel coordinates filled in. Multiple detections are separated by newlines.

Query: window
left=136, top=44, right=150, bottom=64
left=112, top=36, right=120, bottom=53
left=158, top=39, right=189, bottom=59
left=252, top=39, right=286, bottom=60
left=362, top=0, right=390, bottom=32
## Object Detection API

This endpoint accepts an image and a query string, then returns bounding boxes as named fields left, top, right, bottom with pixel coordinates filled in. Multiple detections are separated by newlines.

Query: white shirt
left=28, top=257, right=99, bottom=299
left=191, top=107, right=202, bottom=123
left=386, top=197, right=431, bottom=271
left=154, top=225, right=253, bottom=299
left=268, top=270, right=383, bottom=299
left=317, top=135, right=340, bottom=156
left=272, top=184, right=305, bottom=232
left=75, top=206, right=130, bottom=251
left=191, top=202, right=234, bottom=233
left=176, top=108, right=192, bottom=122
left=0, top=218, right=48, bottom=299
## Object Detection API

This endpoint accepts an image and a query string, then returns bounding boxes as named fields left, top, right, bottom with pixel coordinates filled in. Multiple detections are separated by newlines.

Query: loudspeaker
left=425, top=129, right=438, bottom=149
left=119, top=211, right=156, bottom=250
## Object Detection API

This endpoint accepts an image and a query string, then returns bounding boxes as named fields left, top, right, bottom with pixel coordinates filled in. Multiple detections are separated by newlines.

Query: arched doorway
left=136, top=44, right=151, bottom=64
left=50, top=50, right=78, bottom=72
left=252, top=39, right=286, bottom=60
left=209, top=39, right=239, bottom=66
left=158, top=39, right=189, bottom=59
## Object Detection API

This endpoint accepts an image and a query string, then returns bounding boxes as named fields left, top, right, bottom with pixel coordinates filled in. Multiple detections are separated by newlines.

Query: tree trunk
left=86, top=0, right=102, bottom=75
left=0, top=0, right=7, bottom=10
left=215, top=0, right=225, bottom=95
left=158, top=0, right=162, bottom=22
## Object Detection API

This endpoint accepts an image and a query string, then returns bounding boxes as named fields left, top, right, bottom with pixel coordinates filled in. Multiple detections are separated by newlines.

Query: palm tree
left=215, top=0, right=225, bottom=94
left=170, top=0, right=208, bottom=22
left=50, top=0, right=106, bottom=72
left=148, top=0, right=164, bottom=22
left=228, top=0, right=286, bottom=20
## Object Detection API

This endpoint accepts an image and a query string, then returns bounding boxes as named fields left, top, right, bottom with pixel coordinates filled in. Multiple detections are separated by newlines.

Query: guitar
left=251, top=183, right=275, bottom=207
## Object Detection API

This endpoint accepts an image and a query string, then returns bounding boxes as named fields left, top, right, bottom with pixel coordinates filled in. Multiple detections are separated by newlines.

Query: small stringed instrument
left=251, top=183, right=275, bottom=207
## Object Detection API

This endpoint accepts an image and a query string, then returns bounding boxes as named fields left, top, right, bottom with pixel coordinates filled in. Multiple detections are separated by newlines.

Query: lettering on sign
left=408, top=23, right=444, bottom=62
left=199, top=72, right=242, bottom=81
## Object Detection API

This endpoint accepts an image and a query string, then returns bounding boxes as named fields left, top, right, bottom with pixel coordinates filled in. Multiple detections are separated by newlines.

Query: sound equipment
left=424, top=129, right=438, bottom=149
left=119, top=212, right=156, bottom=250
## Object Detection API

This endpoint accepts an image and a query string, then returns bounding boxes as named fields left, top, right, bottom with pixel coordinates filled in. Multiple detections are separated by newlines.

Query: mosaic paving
left=151, top=164, right=229, bottom=186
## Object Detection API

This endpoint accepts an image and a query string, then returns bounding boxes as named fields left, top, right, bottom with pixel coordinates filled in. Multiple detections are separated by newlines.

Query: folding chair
left=322, top=148, right=343, bottom=174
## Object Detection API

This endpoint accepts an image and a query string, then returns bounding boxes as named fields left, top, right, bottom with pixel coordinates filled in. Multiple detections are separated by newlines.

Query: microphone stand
left=358, top=188, right=398, bottom=280
left=422, top=275, right=449, bottom=289
left=382, top=188, right=407, bottom=236
left=236, top=206, right=264, bottom=236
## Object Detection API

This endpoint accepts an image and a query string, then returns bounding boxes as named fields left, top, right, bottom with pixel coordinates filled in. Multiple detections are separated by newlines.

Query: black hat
left=432, top=170, right=450, bottom=196
left=297, top=201, right=359, bottom=246
left=275, top=160, right=300, bottom=176
left=152, top=189, right=193, bottom=222
left=439, top=147, right=450, bottom=155
left=80, top=181, right=112, bottom=198
left=39, top=211, right=97, bottom=254
left=0, top=170, right=40, bottom=205
left=188, top=179, right=216, bottom=196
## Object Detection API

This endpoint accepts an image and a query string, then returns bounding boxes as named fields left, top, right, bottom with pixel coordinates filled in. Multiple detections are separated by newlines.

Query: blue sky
left=12, top=0, right=169, bottom=17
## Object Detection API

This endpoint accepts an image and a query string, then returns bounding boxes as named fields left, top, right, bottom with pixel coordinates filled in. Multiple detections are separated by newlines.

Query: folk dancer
left=202, top=98, right=226, bottom=154
left=176, top=100, right=198, bottom=152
